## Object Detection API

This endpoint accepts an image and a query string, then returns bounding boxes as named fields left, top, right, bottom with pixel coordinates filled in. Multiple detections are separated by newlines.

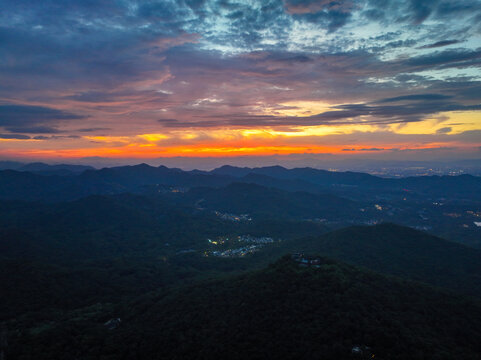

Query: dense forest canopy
left=1, top=163, right=481, bottom=359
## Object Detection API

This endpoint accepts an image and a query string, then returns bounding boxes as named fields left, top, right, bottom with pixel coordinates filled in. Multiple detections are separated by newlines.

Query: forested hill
left=181, top=182, right=359, bottom=220
left=9, top=256, right=481, bottom=360
left=291, top=223, right=481, bottom=298
left=0, top=194, right=229, bottom=261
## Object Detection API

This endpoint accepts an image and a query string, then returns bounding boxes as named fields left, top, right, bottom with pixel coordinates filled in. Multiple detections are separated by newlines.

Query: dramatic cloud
left=0, top=0, right=479, bottom=161
left=157, top=97, right=480, bottom=128
left=0, top=105, right=86, bottom=134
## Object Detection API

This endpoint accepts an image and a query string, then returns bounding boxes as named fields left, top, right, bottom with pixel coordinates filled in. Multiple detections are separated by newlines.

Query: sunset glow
left=0, top=0, right=480, bottom=164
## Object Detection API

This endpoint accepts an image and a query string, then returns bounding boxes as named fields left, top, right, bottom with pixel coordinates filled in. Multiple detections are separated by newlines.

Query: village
left=291, top=253, right=323, bottom=268
left=207, top=245, right=262, bottom=258
left=214, top=211, right=252, bottom=222
left=237, top=235, right=274, bottom=244
left=204, top=234, right=276, bottom=258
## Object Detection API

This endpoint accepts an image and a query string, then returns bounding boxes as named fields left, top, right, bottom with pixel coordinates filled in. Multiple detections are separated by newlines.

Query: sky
left=1, top=0, right=481, bottom=166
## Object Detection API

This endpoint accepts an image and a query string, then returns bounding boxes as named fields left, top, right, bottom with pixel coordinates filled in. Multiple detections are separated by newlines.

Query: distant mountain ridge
left=0, top=161, right=94, bottom=174
left=209, top=164, right=481, bottom=196
left=0, top=163, right=480, bottom=202
left=210, top=164, right=380, bottom=185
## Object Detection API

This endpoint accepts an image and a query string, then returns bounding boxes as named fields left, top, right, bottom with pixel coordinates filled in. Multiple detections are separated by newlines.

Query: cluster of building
left=291, top=253, right=322, bottom=268
left=154, top=185, right=187, bottom=194
left=237, top=235, right=274, bottom=244
left=207, top=237, right=227, bottom=245
left=214, top=211, right=252, bottom=222
left=467, top=210, right=481, bottom=218
left=207, top=245, right=261, bottom=258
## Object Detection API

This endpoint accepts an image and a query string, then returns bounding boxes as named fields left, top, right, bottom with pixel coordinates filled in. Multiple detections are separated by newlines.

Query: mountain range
left=1, top=163, right=480, bottom=202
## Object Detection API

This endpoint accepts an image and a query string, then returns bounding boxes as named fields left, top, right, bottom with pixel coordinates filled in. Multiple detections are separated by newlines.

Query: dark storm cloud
left=158, top=119, right=182, bottom=124
left=0, top=0, right=198, bottom=100
left=376, top=94, right=453, bottom=103
left=0, top=105, right=84, bottom=125
left=0, top=25, right=182, bottom=93
left=5, top=126, right=61, bottom=134
left=342, top=147, right=388, bottom=151
left=436, top=127, right=452, bottom=134
left=0, top=134, right=31, bottom=140
left=32, top=135, right=81, bottom=140
left=0, top=105, right=85, bottom=133
left=403, top=48, right=481, bottom=68
left=76, top=128, right=111, bottom=132
left=358, top=148, right=386, bottom=151
left=418, top=40, right=462, bottom=49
